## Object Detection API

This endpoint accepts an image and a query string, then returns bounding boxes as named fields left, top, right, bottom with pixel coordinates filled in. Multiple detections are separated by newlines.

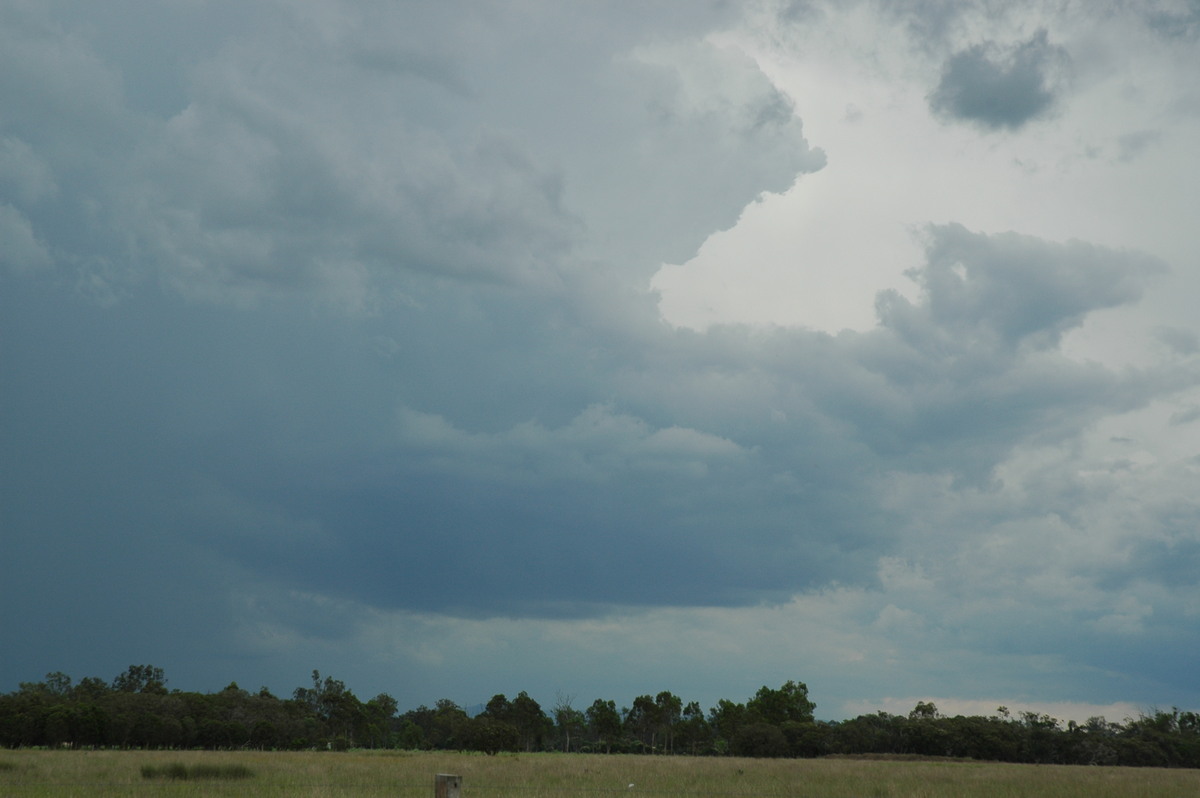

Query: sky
left=2, top=0, right=1200, bottom=725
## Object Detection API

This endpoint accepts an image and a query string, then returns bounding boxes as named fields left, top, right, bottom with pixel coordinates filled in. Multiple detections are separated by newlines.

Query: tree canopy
left=2, top=667, right=1198, bottom=768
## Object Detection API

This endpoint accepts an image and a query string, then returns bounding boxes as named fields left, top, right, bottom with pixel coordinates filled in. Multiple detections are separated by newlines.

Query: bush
left=141, top=763, right=187, bottom=780
left=141, top=762, right=254, bottom=780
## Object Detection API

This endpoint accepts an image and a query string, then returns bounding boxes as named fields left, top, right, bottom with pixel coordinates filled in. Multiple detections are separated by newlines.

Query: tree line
left=2, top=667, right=1198, bottom=767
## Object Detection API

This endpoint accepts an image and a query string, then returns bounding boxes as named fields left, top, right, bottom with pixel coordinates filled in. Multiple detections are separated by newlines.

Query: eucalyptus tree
left=586, top=698, right=622, bottom=753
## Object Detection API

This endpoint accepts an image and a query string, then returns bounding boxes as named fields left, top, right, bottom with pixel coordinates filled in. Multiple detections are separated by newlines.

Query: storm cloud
left=929, top=30, right=1068, bottom=130
left=4, top=0, right=1200, bottom=719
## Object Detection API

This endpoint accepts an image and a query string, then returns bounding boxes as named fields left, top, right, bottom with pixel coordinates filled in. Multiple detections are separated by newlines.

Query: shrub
left=141, top=762, right=254, bottom=780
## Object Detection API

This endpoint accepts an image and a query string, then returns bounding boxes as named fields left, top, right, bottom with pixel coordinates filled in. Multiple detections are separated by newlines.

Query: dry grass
left=0, top=749, right=1197, bottom=797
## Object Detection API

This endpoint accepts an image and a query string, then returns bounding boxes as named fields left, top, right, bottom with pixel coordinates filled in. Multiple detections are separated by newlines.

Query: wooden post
left=435, top=773, right=462, bottom=798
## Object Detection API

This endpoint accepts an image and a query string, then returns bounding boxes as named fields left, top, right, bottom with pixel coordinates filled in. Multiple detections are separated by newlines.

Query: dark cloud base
left=1, top=220, right=1174, bottom=636
left=929, top=30, right=1067, bottom=130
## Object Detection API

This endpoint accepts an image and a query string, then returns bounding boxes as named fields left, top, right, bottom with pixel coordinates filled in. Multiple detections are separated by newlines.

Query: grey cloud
left=347, top=45, right=472, bottom=95
left=1116, top=129, right=1163, bottom=162
left=0, top=136, right=57, bottom=204
left=881, top=0, right=977, bottom=48
left=0, top=204, right=51, bottom=270
left=778, top=1, right=824, bottom=25
left=880, top=224, right=1164, bottom=351
left=1143, top=0, right=1200, bottom=39
left=5, top=0, right=1199, bottom=714
left=1169, top=407, right=1200, bottom=426
left=42, top=0, right=276, bottom=118
left=781, top=224, right=1171, bottom=486
left=929, top=30, right=1069, bottom=130
left=555, top=39, right=825, bottom=269
left=781, top=0, right=978, bottom=50
left=0, top=0, right=835, bottom=626
left=1155, top=326, right=1200, bottom=355
left=2, top=216, right=1181, bottom=643
left=1129, top=536, right=1200, bottom=590
left=873, top=452, right=1200, bottom=701
left=1, top=1, right=821, bottom=308
left=233, top=224, right=1178, bottom=617
left=0, top=5, right=131, bottom=154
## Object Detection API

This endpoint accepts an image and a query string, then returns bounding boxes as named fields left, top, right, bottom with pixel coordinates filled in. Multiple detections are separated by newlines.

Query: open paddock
left=0, top=749, right=1196, bottom=797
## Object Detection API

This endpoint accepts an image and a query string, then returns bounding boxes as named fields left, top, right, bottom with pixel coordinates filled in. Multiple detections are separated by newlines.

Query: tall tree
left=909, top=701, right=939, bottom=721
left=553, top=692, right=584, bottom=752
left=44, top=672, right=72, bottom=697
left=483, top=694, right=513, bottom=722
left=510, top=692, right=548, bottom=752
left=431, top=699, right=470, bottom=749
left=708, top=699, right=748, bottom=752
left=746, top=681, right=815, bottom=725
left=586, top=698, right=622, bottom=753
left=677, top=701, right=711, bottom=755
left=365, top=693, right=398, bottom=748
left=291, top=670, right=365, bottom=745
left=654, top=691, right=683, bottom=754
left=626, top=695, right=658, bottom=751
left=112, top=665, right=167, bottom=695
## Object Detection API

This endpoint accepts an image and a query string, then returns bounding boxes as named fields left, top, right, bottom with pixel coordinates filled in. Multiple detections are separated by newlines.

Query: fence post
left=435, top=773, right=462, bottom=798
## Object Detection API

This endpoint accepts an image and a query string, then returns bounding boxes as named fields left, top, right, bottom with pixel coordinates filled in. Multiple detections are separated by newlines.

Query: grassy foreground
left=1, top=749, right=1197, bottom=797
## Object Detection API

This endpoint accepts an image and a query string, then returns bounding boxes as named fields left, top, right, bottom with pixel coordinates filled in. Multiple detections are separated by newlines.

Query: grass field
left=1, top=749, right=1197, bottom=797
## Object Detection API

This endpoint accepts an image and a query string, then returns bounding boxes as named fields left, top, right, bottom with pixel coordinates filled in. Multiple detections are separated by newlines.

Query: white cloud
left=654, top=0, right=1200, bottom=350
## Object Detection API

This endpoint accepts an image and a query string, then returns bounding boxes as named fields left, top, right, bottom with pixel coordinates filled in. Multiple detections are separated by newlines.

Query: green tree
left=654, top=691, right=683, bottom=753
left=676, top=701, right=712, bottom=755
left=626, top=695, right=658, bottom=751
left=45, top=672, right=73, bottom=697
left=909, top=700, right=939, bottom=721
left=781, top=719, right=828, bottom=757
left=112, top=665, right=168, bottom=695
left=465, top=715, right=519, bottom=754
left=746, top=681, right=815, bottom=725
left=483, top=694, right=513, bottom=721
left=732, top=722, right=789, bottom=757
left=430, top=699, right=470, bottom=749
left=1020, top=711, right=1063, bottom=764
left=292, top=670, right=365, bottom=745
left=75, top=702, right=110, bottom=747
left=364, top=693, right=398, bottom=748
left=586, top=698, right=622, bottom=753
left=251, top=719, right=280, bottom=749
left=510, top=691, right=549, bottom=751
left=44, top=706, right=76, bottom=746
left=708, top=699, right=748, bottom=753
left=73, top=677, right=110, bottom=701
left=397, top=719, right=425, bottom=749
